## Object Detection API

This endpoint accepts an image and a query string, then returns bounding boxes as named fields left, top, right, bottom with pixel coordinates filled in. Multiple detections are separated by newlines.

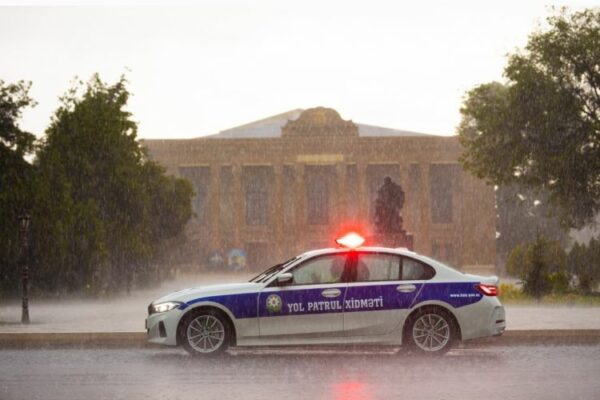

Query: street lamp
left=19, top=213, right=30, bottom=324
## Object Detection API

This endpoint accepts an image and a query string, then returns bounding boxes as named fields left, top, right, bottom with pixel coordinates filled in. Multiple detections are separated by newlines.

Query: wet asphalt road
left=1, top=345, right=599, bottom=400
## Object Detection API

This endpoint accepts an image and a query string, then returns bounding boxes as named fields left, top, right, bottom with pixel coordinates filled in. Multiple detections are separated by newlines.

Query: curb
left=0, top=332, right=152, bottom=349
left=1, top=330, right=600, bottom=349
left=469, top=329, right=600, bottom=346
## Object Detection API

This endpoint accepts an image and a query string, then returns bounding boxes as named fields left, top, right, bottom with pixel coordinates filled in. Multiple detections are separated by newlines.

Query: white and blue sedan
left=146, top=236, right=506, bottom=355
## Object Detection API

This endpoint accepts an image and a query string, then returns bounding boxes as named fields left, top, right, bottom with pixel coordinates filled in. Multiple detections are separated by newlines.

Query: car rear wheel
left=406, top=309, right=455, bottom=355
left=181, top=310, right=230, bottom=356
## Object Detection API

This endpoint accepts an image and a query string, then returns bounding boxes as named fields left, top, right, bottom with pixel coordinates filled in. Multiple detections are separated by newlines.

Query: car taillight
left=475, top=283, right=499, bottom=296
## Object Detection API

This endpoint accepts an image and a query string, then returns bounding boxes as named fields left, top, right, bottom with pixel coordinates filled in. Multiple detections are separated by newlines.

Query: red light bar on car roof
left=335, top=232, right=365, bottom=249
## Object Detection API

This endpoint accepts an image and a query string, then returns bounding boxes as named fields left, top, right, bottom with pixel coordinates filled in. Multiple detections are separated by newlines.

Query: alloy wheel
left=186, top=314, right=226, bottom=353
left=412, top=313, right=451, bottom=352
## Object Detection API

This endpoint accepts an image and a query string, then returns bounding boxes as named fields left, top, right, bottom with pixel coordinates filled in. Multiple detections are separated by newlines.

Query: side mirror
left=277, top=272, right=293, bottom=285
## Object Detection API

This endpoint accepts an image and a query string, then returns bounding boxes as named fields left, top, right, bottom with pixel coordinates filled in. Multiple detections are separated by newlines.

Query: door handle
left=396, top=284, right=417, bottom=293
left=321, top=288, right=342, bottom=298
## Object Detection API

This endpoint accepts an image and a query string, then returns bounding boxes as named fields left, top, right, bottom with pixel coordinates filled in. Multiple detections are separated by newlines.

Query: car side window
left=402, top=257, right=436, bottom=280
left=291, top=254, right=346, bottom=285
left=355, top=253, right=401, bottom=282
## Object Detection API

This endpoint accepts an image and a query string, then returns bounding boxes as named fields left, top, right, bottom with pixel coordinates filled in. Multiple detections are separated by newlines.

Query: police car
left=146, top=233, right=506, bottom=355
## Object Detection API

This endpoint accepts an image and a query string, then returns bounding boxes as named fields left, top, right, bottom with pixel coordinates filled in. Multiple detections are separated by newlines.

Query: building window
left=346, top=164, right=359, bottom=220
left=429, top=164, right=459, bottom=224
left=246, top=186, right=268, bottom=226
left=283, top=165, right=296, bottom=227
left=243, top=166, right=273, bottom=226
left=307, top=179, right=328, bottom=224
left=193, top=186, right=207, bottom=223
left=305, top=166, right=335, bottom=225
left=179, top=166, right=210, bottom=224
left=220, top=166, right=234, bottom=235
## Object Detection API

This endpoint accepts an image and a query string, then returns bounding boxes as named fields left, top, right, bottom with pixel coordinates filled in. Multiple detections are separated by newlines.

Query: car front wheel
left=181, top=310, right=230, bottom=356
left=406, top=309, right=455, bottom=355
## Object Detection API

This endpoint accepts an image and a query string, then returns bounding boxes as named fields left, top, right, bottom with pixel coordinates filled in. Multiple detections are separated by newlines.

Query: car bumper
left=145, top=309, right=183, bottom=346
left=455, top=297, right=506, bottom=340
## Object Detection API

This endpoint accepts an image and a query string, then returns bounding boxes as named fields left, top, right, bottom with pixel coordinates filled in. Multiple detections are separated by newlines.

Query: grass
left=499, top=283, right=600, bottom=306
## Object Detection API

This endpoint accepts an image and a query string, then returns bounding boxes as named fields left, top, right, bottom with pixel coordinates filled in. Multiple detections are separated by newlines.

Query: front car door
left=258, top=253, right=350, bottom=341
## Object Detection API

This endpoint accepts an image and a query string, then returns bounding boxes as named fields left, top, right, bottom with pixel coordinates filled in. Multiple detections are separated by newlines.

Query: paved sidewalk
left=2, top=272, right=600, bottom=333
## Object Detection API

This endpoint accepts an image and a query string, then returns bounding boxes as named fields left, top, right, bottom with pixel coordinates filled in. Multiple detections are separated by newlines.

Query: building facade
left=144, top=107, right=496, bottom=274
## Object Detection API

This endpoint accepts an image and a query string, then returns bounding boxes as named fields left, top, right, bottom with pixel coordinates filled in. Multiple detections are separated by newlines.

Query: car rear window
left=402, top=257, right=436, bottom=280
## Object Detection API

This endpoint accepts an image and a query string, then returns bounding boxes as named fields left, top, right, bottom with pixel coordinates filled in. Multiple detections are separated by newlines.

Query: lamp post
left=19, top=213, right=30, bottom=324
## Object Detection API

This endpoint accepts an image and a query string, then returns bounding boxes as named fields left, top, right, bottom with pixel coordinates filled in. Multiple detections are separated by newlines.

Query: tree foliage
left=31, top=75, right=193, bottom=294
left=568, top=238, right=600, bottom=293
left=507, top=234, right=568, bottom=298
left=496, top=184, right=567, bottom=266
left=0, top=80, right=36, bottom=294
left=458, top=8, right=600, bottom=228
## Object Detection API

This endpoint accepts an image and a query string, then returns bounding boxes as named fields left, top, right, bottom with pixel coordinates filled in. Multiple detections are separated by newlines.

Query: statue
left=374, top=176, right=405, bottom=234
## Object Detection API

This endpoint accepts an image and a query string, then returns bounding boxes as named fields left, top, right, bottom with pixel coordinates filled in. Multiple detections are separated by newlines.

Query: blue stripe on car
left=179, top=293, right=258, bottom=318
left=179, top=282, right=482, bottom=319
left=412, top=282, right=482, bottom=308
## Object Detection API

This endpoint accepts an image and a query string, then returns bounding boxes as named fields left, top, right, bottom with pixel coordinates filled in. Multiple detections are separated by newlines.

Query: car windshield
left=249, top=257, right=298, bottom=283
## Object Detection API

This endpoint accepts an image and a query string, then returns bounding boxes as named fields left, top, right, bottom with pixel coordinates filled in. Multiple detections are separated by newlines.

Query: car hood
left=151, top=282, right=263, bottom=305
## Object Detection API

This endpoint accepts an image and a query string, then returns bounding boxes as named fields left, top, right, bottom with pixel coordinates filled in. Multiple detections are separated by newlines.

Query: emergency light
left=335, top=232, right=365, bottom=249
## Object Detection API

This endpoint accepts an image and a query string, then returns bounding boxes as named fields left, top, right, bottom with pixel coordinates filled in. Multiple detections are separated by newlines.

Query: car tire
left=180, top=309, right=231, bottom=356
left=404, top=308, right=456, bottom=355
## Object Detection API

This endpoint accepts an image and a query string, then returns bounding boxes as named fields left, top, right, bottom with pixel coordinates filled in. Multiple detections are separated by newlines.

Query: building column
left=357, top=163, right=368, bottom=225
left=294, top=163, right=305, bottom=253
left=419, top=163, right=432, bottom=255
left=208, top=163, right=221, bottom=251
left=273, top=164, right=284, bottom=260
left=232, top=163, right=243, bottom=248
left=398, top=163, right=410, bottom=232
left=335, top=163, right=346, bottom=224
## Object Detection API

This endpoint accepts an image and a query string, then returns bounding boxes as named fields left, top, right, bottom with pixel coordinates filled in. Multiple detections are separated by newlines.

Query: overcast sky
left=0, top=1, right=594, bottom=139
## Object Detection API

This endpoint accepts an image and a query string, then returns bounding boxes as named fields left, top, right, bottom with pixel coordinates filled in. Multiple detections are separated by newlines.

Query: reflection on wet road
left=1, top=345, right=599, bottom=400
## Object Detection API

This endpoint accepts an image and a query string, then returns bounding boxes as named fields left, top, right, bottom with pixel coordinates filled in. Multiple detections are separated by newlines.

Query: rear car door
left=343, top=252, right=424, bottom=336
left=258, top=253, right=350, bottom=339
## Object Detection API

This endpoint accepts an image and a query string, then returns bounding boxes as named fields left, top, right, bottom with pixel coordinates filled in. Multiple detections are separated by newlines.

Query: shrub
left=547, top=272, right=570, bottom=294
left=498, top=283, right=524, bottom=301
left=506, top=234, right=568, bottom=298
left=568, top=238, right=600, bottom=293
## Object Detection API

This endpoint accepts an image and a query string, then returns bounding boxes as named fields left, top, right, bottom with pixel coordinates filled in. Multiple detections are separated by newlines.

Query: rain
left=1, top=3, right=600, bottom=400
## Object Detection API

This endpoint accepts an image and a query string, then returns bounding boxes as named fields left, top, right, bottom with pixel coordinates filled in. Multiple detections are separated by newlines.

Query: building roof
left=201, top=108, right=433, bottom=139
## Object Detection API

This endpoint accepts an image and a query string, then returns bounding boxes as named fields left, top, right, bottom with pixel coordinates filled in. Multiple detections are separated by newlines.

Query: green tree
left=33, top=75, right=193, bottom=294
left=507, top=234, right=568, bottom=298
left=589, top=239, right=600, bottom=292
left=458, top=8, right=600, bottom=228
left=496, top=184, right=567, bottom=268
left=0, top=80, right=36, bottom=295
left=569, top=238, right=600, bottom=293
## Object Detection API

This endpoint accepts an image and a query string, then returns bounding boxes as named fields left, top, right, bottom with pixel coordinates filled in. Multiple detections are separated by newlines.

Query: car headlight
left=149, top=301, right=183, bottom=315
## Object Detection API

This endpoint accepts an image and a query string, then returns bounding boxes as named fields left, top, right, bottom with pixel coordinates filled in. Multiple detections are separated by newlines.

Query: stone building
left=144, top=107, right=496, bottom=274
